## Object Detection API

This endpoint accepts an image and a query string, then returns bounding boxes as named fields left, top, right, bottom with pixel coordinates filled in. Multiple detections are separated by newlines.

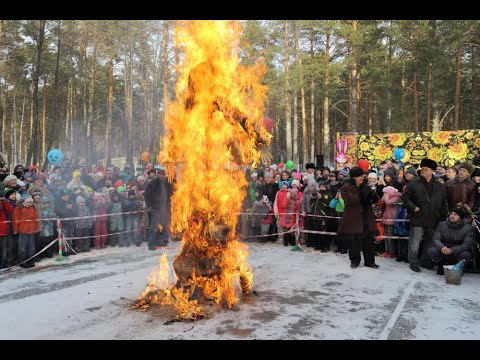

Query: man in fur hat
left=402, top=158, right=448, bottom=272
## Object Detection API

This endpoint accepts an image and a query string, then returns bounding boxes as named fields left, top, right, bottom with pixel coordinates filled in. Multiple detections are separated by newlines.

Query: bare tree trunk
left=470, top=45, right=477, bottom=129
left=454, top=46, right=462, bottom=130
left=350, top=63, right=358, bottom=133
left=70, top=80, right=75, bottom=161
left=384, top=22, right=392, bottom=134
left=105, top=57, right=114, bottom=166
left=309, top=28, right=315, bottom=163
left=292, top=23, right=299, bottom=166
left=401, top=61, right=406, bottom=127
left=27, top=20, right=46, bottom=165
left=28, top=77, right=34, bottom=165
left=1, top=85, right=6, bottom=154
left=12, top=89, right=17, bottom=165
left=323, top=29, right=331, bottom=165
left=0, top=20, right=4, bottom=155
left=160, top=20, right=169, bottom=154
left=124, top=21, right=134, bottom=166
left=87, top=44, right=96, bottom=163
left=349, top=20, right=359, bottom=133
left=65, top=78, right=70, bottom=154
left=41, top=75, right=47, bottom=163
left=429, top=20, right=440, bottom=132
left=49, top=20, right=62, bottom=153
left=284, top=21, right=292, bottom=161
left=19, top=89, right=26, bottom=163
left=367, top=94, right=372, bottom=136
left=426, top=62, right=432, bottom=132
left=79, top=20, right=88, bottom=160
left=413, top=71, right=419, bottom=132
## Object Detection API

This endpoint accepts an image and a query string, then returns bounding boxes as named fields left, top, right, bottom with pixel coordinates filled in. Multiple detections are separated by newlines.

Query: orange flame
left=135, top=20, right=268, bottom=319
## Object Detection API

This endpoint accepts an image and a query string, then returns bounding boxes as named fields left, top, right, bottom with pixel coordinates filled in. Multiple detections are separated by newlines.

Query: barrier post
left=55, top=219, right=68, bottom=262
left=291, top=212, right=302, bottom=252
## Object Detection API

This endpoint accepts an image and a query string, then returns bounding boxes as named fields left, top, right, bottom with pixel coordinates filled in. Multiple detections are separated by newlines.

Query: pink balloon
left=264, top=117, right=274, bottom=133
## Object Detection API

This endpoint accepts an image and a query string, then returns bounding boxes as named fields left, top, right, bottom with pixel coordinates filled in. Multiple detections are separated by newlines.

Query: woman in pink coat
left=279, top=188, right=301, bottom=246
left=382, top=186, right=402, bottom=258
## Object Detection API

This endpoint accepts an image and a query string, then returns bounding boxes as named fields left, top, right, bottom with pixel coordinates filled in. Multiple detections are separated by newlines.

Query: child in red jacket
left=0, top=195, right=14, bottom=268
left=12, top=195, right=39, bottom=268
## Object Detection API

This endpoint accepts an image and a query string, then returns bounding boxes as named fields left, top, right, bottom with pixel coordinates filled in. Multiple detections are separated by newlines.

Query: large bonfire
left=134, top=20, right=271, bottom=320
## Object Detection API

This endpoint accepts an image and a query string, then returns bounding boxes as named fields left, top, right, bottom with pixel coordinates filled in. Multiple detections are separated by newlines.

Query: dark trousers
left=427, top=247, right=472, bottom=265
left=74, top=227, right=91, bottom=252
left=283, top=231, right=296, bottom=246
left=40, top=235, right=57, bottom=258
left=123, top=216, right=138, bottom=246
left=0, top=235, right=7, bottom=267
left=35, top=232, right=42, bottom=259
left=148, top=210, right=169, bottom=248
left=5, top=234, right=18, bottom=265
left=349, top=236, right=375, bottom=265
left=18, top=233, right=35, bottom=265
left=409, top=227, right=435, bottom=267
left=310, top=217, right=329, bottom=250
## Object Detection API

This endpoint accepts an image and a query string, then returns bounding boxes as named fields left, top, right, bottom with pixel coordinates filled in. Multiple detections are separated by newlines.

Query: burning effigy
left=133, top=20, right=271, bottom=320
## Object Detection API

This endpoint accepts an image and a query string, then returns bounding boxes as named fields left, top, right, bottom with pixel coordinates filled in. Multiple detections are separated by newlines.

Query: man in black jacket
left=427, top=207, right=473, bottom=275
left=402, top=158, right=448, bottom=272
left=144, top=169, right=174, bottom=249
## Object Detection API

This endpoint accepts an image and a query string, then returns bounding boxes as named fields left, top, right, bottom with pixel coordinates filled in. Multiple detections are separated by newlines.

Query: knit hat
left=20, top=194, right=33, bottom=203
left=264, top=171, right=273, bottom=179
left=450, top=207, right=465, bottom=220
left=471, top=167, right=480, bottom=177
left=32, top=188, right=43, bottom=197
left=305, top=162, right=315, bottom=170
left=349, top=166, right=365, bottom=178
left=136, top=175, right=145, bottom=181
left=318, top=181, right=329, bottom=189
left=31, top=173, right=40, bottom=181
left=367, top=171, right=378, bottom=179
left=60, top=188, right=69, bottom=197
left=128, top=189, right=136, bottom=197
left=339, top=168, right=349, bottom=177
left=473, top=156, right=480, bottom=166
left=251, top=172, right=258, bottom=179
left=3, top=174, right=18, bottom=185
left=289, top=188, right=299, bottom=196
left=72, top=170, right=81, bottom=179
left=76, top=196, right=85, bottom=204
left=420, top=158, right=438, bottom=171
left=307, top=178, right=318, bottom=187
left=4, top=187, right=16, bottom=198
left=280, top=181, right=289, bottom=188
left=384, top=168, right=396, bottom=178
left=405, top=167, right=418, bottom=176
left=41, top=196, right=50, bottom=204
left=291, top=179, right=300, bottom=187
left=458, top=162, right=474, bottom=175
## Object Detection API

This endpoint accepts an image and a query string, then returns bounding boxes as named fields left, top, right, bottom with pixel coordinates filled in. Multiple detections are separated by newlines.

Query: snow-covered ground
left=0, top=240, right=479, bottom=340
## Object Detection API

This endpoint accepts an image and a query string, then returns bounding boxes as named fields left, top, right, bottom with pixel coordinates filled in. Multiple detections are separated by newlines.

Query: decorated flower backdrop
left=337, top=130, right=480, bottom=168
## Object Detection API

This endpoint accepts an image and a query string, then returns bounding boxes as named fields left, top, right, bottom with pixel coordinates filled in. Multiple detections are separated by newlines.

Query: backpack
left=393, top=206, right=410, bottom=237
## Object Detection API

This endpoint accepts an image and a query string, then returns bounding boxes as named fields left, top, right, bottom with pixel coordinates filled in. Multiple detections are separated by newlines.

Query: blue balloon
left=394, top=148, right=405, bottom=160
left=47, top=149, right=64, bottom=165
